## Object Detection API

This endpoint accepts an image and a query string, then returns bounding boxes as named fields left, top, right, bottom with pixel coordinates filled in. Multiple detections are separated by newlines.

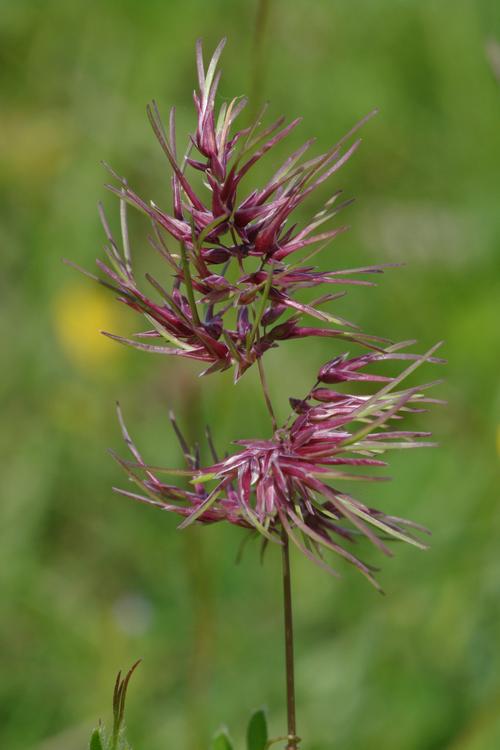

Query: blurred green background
left=1, top=0, right=500, bottom=748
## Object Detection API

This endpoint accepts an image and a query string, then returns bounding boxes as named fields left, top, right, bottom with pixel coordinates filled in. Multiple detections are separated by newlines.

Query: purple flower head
left=114, top=343, right=444, bottom=591
left=67, top=39, right=391, bottom=381
left=72, top=39, right=445, bottom=589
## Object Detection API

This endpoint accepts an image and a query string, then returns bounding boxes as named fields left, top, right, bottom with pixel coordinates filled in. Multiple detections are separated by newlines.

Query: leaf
left=90, top=728, right=105, bottom=750
left=246, top=709, right=268, bottom=750
left=212, top=728, right=234, bottom=750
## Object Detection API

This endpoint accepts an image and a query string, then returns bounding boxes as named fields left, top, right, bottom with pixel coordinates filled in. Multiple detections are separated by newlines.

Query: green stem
left=281, top=527, right=298, bottom=750
left=257, top=357, right=277, bottom=432
left=247, top=262, right=275, bottom=356
left=180, top=242, right=201, bottom=326
left=256, top=351, right=298, bottom=749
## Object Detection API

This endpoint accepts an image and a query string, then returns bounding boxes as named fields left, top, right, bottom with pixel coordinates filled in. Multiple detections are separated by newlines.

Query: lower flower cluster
left=113, top=343, right=444, bottom=590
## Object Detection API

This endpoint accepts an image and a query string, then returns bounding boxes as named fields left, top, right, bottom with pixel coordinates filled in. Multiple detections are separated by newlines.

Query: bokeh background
left=2, top=0, right=500, bottom=748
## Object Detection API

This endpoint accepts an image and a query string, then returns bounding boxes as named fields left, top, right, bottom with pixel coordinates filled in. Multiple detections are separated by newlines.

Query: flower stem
left=180, top=241, right=201, bottom=326
left=281, top=526, right=298, bottom=750
left=256, top=355, right=297, bottom=747
left=257, top=357, right=278, bottom=432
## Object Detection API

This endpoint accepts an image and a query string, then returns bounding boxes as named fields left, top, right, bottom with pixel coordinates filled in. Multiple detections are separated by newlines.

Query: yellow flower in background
left=0, top=111, right=73, bottom=186
left=53, top=281, right=122, bottom=372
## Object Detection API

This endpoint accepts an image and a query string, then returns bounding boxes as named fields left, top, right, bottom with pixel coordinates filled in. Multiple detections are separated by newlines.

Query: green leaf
left=90, top=728, right=105, bottom=750
left=246, top=709, right=268, bottom=750
left=212, top=728, right=234, bottom=750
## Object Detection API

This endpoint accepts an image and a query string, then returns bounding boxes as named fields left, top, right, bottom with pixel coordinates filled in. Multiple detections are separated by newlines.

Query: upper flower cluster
left=73, top=39, right=392, bottom=380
